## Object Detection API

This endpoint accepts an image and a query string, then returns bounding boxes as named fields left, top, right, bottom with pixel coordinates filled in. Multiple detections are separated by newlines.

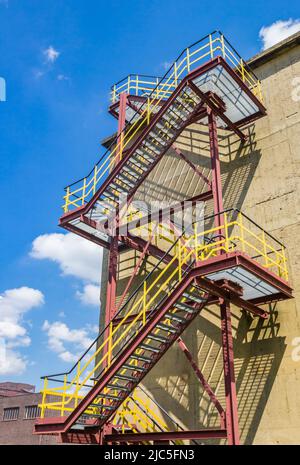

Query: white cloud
left=42, top=320, right=93, bottom=363
left=57, top=74, right=69, bottom=81
left=259, top=19, right=300, bottom=50
left=162, top=61, right=172, bottom=71
left=76, top=284, right=100, bottom=306
left=43, top=45, right=60, bottom=63
left=0, top=287, right=44, bottom=375
left=0, top=347, right=26, bottom=376
left=30, top=233, right=102, bottom=284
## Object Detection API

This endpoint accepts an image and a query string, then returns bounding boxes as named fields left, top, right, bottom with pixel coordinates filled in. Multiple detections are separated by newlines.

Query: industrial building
left=32, top=30, right=300, bottom=445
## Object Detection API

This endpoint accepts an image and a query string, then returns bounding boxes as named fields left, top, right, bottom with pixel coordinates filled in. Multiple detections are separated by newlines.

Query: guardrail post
left=209, top=34, right=213, bottom=59
left=224, top=212, right=229, bottom=252
left=108, top=322, right=113, bottom=367
left=61, top=375, right=67, bottom=417
left=116, top=92, right=128, bottom=164
left=178, top=241, right=182, bottom=280
left=64, top=187, right=70, bottom=213
left=238, top=212, right=245, bottom=252
left=208, top=108, right=224, bottom=251
left=40, top=377, right=48, bottom=418
left=143, top=281, right=147, bottom=325
left=221, top=34, right=225, bottom=59
left=93, top=166, right=97, bottom=195
left=75, top=361, right=81, bottom=408
left=187, top=47, right=190, bottom=73
left=82, top=178, right=86, bottom=206
left=262, top=230, right=268, bottom=267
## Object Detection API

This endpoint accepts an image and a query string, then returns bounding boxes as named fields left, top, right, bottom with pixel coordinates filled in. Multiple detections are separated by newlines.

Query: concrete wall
left=100, top=40, right=300, bottom=444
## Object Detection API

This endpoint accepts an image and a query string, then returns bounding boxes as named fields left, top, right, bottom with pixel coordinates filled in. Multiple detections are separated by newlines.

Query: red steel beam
left=188, top=80, right=246, bottom=141
left=208, top=107, right=224, bottom=234
left=177, top=337, right=225, bottom=427
left=172, top=145, right=211, bottom=187
left=220, top=299, right=240, bottom=445
left=59, top=58, right=223, bottom=227
left=104, top=428, right=227, bottom=443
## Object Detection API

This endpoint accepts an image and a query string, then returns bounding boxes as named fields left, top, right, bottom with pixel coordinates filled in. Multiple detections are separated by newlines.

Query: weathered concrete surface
left=99, top=36, right=300, bottom=444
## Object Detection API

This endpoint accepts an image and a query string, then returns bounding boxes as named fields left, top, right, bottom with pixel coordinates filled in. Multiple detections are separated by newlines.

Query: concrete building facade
left=0, top=383, right=55, bottom=445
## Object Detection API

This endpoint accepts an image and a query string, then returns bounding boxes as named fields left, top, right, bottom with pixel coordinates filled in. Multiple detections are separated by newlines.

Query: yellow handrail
left=63, top=32, right=263, bottom=213
left=39, top=212, right=288, bottom=417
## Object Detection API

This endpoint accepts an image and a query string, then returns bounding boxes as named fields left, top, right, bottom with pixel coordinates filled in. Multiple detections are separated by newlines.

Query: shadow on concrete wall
left=143, top=303, right=286, bottom=444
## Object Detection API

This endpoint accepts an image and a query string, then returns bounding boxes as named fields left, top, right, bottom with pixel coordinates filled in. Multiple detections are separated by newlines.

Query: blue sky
left=0, top=0, right=299, bottom=389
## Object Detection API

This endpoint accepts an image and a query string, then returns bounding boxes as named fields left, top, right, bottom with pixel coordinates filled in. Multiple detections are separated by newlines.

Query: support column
left=220, top=298, right=240, bottom=445
left=208, top=108, right=224, bottom=229
left=104, top=92, right=128, bottom=326
left=104, top=236, right=118, bottom=325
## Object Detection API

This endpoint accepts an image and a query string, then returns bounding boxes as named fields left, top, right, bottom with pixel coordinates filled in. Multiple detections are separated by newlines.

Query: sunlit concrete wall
left=99, top=33, right=300, bottom=444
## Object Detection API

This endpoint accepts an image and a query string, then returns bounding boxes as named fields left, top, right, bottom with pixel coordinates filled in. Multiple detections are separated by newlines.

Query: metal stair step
left=128, top=159, right=147, bottom=172
left=107, top=383, right=130, bottom=391
left=139, top=343, right=160, bottom=354
left=100, top=404, right=116, bottom=411
left=164, top=107, right=185, bottom=124
left=81, top=412, right=108, bottom=418
left=144, top=138, right=163, bottom=152
left=115, top=373, right=137, bottom=382
left=122, top=165, right=141, bottom=179
left=130, top=353, right=153, bottom=363
left=156, top=323, right=178, bottom=334
left=137, top=150, right=155, bottom=163
left=174, top=302, right=197, bottom=313
left=96, top=199, right=115, bottom=211
left=123, top=363, right=147, bottom=372
left=89, top=402, right=116, bottom=409
left=110, top=182, right=130, bottom=193
left=97, top=393, right=123, bottom=401
left=102, top=191, right=118, bottom=203
left=106, top=186, right=128, bottom=197
left=183, top=292, right=205, bottom=304
left=165, top=312, right=186, bottom=324
left=132, top=155, right=150, bottom=168
left=115, top=177, right=134, bottom=190
left=147, top=333, right=169, bottom=344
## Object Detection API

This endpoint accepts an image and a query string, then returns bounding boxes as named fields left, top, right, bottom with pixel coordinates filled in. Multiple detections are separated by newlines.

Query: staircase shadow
left=142, top=304, right=286, bottom=444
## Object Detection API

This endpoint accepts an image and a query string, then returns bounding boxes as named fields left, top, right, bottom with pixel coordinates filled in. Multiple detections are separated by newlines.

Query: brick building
left=0, top=382, right=55, bottom=444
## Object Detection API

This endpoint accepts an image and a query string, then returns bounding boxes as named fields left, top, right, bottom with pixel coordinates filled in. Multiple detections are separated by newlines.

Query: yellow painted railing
left=110, top=33, right=262, bottom=104
left=39, top=210, right=288, bottom=418
left=63, top=31, right=263, bottom=213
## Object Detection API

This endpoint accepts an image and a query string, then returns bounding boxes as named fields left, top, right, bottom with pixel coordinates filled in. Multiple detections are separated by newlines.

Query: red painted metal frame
left=208, top=107, right=224, bottom=232
left=177, top=337, right=225, bottom=428
left=172, top=144, right=212, bottom=187
left=36, top=49, right=290, bottom=446
left=116, top=222, right=159, bottom=311
left=220, top=299, right=240, bottom=445
left=59, top=56, right=265, bottom=228
left=104, top=428, right=227, bottom=443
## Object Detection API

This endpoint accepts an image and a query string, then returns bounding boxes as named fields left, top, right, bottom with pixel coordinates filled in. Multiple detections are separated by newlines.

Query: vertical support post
left=208, top=108, right=224, bottom=247
left=116, top=92, right=128, bottom=165
left=208, top=107, right=224, bottom=224
left=220, top=299, right=240, bottom=445
left=105, top=236, right=118, bottom=325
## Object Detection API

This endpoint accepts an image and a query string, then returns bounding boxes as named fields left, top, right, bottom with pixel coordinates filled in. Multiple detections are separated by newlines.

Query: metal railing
left=62, top=31, right=263, bottom=213
left=38, top=209, right=288, bottom=419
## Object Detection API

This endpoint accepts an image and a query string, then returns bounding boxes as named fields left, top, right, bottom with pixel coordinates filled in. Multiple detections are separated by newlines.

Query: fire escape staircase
left=35, top=32, right=293, bottom=444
